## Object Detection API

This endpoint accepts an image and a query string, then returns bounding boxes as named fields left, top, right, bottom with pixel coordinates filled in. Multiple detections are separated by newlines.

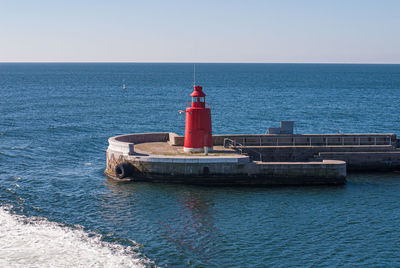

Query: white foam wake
left=0, top=206, right=151, bottom=268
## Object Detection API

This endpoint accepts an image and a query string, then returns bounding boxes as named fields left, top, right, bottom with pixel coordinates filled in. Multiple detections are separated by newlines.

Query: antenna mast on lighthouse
left=193, top=64, right=196, bottom=86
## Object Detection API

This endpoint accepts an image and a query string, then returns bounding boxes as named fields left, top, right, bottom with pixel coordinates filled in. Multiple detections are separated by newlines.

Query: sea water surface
left=1, top=63, right=400, bottom=267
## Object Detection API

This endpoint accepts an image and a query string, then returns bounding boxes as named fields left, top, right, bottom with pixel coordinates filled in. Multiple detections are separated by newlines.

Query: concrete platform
left=134, top=142, right=238, bottom=156
left=105, top=133, right=346, bottom=185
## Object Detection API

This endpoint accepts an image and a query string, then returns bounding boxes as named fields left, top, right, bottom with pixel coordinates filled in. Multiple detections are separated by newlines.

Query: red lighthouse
left=184, top=85, right=213, bottom=153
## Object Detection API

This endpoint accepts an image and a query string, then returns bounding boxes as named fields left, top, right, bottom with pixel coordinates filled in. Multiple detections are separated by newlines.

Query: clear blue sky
left=1, top=0, right=399, bottom=63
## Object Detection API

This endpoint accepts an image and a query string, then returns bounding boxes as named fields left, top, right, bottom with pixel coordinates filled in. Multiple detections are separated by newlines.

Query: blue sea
left=1, top=63, right=400, bottom=267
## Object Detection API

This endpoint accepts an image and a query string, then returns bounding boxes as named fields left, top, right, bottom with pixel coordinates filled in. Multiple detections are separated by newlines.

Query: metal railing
left=224, top=136, right=392, bottom=147
left=224, top=138, right=263, bottom=162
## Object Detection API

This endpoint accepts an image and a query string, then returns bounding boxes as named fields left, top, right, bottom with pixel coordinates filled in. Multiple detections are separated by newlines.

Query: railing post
left=374, top=137, right=377, bottom=145
left=310, top=137, right=312, bottom=146
left=128, top=143, right=135, bottom=155
left=342, top=137, right=344, bottom=145
left=326, top=137, right=328, bottom=146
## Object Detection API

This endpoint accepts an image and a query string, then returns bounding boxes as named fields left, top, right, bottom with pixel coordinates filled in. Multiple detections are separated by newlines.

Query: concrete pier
left=318, top=152, right=400, bottom=171
left=169, top=133, right=400, bottom=171
left=105, top=133, right=347, bottom=185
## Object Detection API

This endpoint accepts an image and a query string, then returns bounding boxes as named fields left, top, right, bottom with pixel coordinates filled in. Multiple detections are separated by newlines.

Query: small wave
left=0, top=206, right=152, bottom=267
left=6, top=188, right=16, bottom=194
left=83, top=162, right=93, bottom=166
left=6, top=176, right=22, bottom=182
left=11, top=146, right=26, bottom=150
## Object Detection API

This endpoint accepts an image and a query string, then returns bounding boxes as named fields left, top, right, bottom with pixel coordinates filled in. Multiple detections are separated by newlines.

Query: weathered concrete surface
left=318, top=151, right=400, bottom=171
left=134, top=142, right=237, bottom=156
left=241, top=145, right=397, bottom=162
left=268, top=121, right=294, bottom=134
left=105, top=133, right=346, bottom=185
left=106, top=149, right=345, bottom=185
left=169, top=133, right=400, bottom=171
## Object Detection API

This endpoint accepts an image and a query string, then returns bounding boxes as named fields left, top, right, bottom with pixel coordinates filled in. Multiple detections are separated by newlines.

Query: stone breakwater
left=105, top=133, right=347, bottom=185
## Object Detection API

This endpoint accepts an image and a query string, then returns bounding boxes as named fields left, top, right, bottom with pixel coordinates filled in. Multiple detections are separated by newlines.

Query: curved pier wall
left=113, top=132, right=170, bottom=143
left=108, top=133, right=170, bottom=154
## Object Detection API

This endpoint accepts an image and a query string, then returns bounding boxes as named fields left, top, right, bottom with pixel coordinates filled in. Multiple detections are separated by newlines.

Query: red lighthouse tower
left=184, top=85, right=213, bottom=153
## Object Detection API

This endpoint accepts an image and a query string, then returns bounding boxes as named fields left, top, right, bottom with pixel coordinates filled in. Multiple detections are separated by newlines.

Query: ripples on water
left=1, top=63, right=400, bottom=267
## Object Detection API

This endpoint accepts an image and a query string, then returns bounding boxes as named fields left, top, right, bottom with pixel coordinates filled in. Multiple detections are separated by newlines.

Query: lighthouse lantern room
left=183, top=85, right=213, bottom=153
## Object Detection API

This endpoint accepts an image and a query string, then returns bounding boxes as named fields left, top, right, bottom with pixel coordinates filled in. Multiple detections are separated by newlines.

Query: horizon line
left=1, top=61, right=400, bottom=65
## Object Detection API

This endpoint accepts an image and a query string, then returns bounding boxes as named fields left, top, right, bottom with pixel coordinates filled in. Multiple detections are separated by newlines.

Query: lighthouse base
left=184, top=147, right=213, bottom=153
